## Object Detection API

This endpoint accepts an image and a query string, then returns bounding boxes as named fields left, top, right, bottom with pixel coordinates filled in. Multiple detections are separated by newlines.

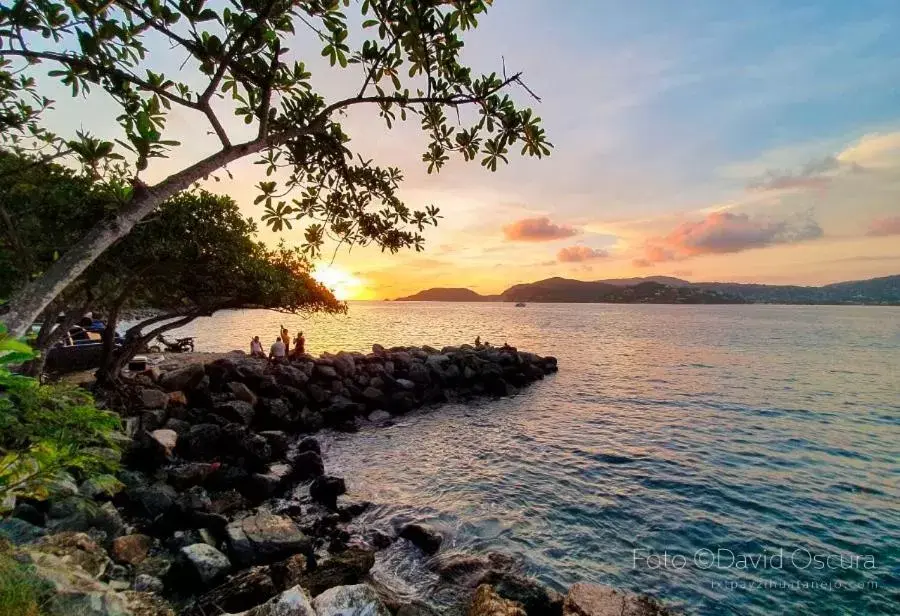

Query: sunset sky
left=41, top=1, right=900, bottom=300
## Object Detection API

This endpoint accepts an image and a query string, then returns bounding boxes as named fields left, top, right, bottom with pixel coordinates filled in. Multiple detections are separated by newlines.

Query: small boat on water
left=515, top=302, right=526, bottom=307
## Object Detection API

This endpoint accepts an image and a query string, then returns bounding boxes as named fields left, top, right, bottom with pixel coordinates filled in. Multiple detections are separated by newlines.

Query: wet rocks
left=290, top=450, right=326, bottom=482
left=310, top=476, right=346, bottom=510
left=479, top=570, right=563, bottom=616
left=563, top=583, right=672, bottom=616
left=226, top=512, right=310, bottom=567
left=293, top=547, right=375, bottom=596
left=469, top=584, right=526, bottom=616
left=399, top=523, right=443, bottom=555
left=313, top=584, right=390, bottom=616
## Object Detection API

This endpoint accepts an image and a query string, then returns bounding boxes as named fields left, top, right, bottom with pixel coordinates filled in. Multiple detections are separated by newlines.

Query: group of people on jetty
left=249, top=325, right=305, bottom=361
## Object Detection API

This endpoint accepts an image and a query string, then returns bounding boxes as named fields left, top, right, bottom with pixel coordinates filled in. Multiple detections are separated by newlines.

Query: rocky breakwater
left=129, top=342, right=558, bottom=439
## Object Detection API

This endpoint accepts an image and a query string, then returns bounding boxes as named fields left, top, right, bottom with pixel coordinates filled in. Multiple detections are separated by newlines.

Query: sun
left=311, top=264, right=364, bottom=301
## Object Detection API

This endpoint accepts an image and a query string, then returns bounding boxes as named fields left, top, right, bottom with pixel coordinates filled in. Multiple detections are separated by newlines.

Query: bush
left=0, top=326, right=122, bottom=510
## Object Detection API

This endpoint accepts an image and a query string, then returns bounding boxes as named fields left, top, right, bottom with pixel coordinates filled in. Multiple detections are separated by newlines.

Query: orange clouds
left=866, top=216, right=900, bottom=237
left=503, top=216, right=577, bottom=241
left=637, top=212, right=823, bottom=265
left=557, top=245, right=609, bottom=262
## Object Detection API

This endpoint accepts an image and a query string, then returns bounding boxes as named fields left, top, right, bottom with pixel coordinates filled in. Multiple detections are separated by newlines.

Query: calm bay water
left=169, top=303, right=900, bottom=615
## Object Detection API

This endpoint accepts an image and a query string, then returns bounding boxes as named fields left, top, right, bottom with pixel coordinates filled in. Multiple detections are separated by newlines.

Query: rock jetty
left=0, top=343, right=673, bottom=615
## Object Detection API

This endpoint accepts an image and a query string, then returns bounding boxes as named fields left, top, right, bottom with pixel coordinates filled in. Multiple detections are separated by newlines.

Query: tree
left=92, top=201, right=347, bottom=382
left=0, top=152, right=344, bottom=378
left=0, top=0, right=551, bottom=337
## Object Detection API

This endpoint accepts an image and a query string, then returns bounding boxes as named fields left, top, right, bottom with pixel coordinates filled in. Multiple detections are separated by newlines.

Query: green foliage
left=0, top=151, right=123, bottom=299
left=0, top=0, right=551, bottom=257
left=0, top=325, right=121, bottom=510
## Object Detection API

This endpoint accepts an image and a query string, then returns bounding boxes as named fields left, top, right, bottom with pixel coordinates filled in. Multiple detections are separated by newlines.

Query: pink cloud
left=639, top=212, right=823, bottom=265
left=557, top=245, right=609, bottom=262
left=503, top=216, right=578, bottom=242
left=866, top=216, right=900, bottom=237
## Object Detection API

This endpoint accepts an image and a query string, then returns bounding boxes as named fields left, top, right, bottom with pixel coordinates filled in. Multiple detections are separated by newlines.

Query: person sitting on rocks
left=250, top=335, right=265, bottom=358
left=475, top=335, right=481, bottom=348
left=293, top=331, right=306, bottom=357
left=269, top=337, right=286, bottom=362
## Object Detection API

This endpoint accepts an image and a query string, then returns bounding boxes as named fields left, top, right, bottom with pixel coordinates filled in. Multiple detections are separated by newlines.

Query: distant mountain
left=395, top=287, right=497, bottom=302
left=692, top=275, right=900, bottom=305
left=594, top=276, right=691, bottom=287
left=394, top=275, right=900, bottom=305
left=500, top=279, right=742, bottom=304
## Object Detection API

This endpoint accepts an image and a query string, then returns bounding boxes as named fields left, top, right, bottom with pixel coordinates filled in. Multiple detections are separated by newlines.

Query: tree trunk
left=1, top=141, right=264, bottom=338
left=102, top=312, right=200, bottom=383
left=95, top=306, right=122, bottom=386
left=20, top=305, right=83, bottom=379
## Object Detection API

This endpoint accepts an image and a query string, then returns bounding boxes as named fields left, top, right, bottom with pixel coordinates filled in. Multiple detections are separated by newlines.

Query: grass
left=0, top=542, right=50, bottom=616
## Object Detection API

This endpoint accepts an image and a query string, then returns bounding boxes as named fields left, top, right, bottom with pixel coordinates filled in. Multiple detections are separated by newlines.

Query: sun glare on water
left=311, top=264, right=364, bottom=301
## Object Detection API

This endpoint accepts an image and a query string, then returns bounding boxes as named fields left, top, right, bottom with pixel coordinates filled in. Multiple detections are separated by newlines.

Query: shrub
left=0, top=326, right=122, bottom=510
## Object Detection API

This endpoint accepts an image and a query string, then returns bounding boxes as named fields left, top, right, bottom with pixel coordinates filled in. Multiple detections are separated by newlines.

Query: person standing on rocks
left=280, top=325, right=291, bottom=347
left=269, top=336, right=286, bottom=362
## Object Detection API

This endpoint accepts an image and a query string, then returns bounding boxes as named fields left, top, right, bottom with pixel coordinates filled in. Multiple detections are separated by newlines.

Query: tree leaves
left=0, top=0, right=552, bottom=279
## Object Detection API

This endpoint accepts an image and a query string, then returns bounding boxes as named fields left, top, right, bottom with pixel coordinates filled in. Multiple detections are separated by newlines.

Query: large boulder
left=479, top=571, right=563, bottom=616
left=79, top=475, right=125, bottom=501
left=0, top=518, right=47, bottom=545
left=159, top=363, right=206, bottom=392
left=226, top=512, right=311, bottom=567
left=271, top=363, right=310, bottom=388
left=243, top=585, right=316, bottom=616
left=297, top=437, right=322, bottom=456
left=185, top=567, right=277, bottom=616
left=406, top=362, right=430, bottom=384
left=212, top=400, right=256, bottom=426
left=312, top=584, right=390, bottom=616
left=430, top=551, right=518, bottom=587
left=140, top=387, right=169, bottom=409
left=123, top=483, right=177, bottom=522
left=289, top=450, right=325, bottom=481
left=315, top=364, right=339, bottom=380
left=469, top=584, right=526, bottom=616
left=168, top=462, right=218, bottom=490
left=228, top=381, right=259, bottom=406
left=149, top=429, right=178, bottom=457
left=293, top=547, right=375, bottom=596
left=111, top=534, right=152, bottom=566
left=178, top=423, right=225, bottom=461
left=332, top=353, right=356, bottom=377
left=399, top=523, right=442, bottom=555
left=46, top=497, right=124, bottom=538
left=259, top=397, right=298, bottom=430
left=310, top=476, right=346, bottom=510
left=32, top=532, right=111, bottom=578
left=178, top=543, right=232, bottom=586
left=563, top=583, right=671, bottom=616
